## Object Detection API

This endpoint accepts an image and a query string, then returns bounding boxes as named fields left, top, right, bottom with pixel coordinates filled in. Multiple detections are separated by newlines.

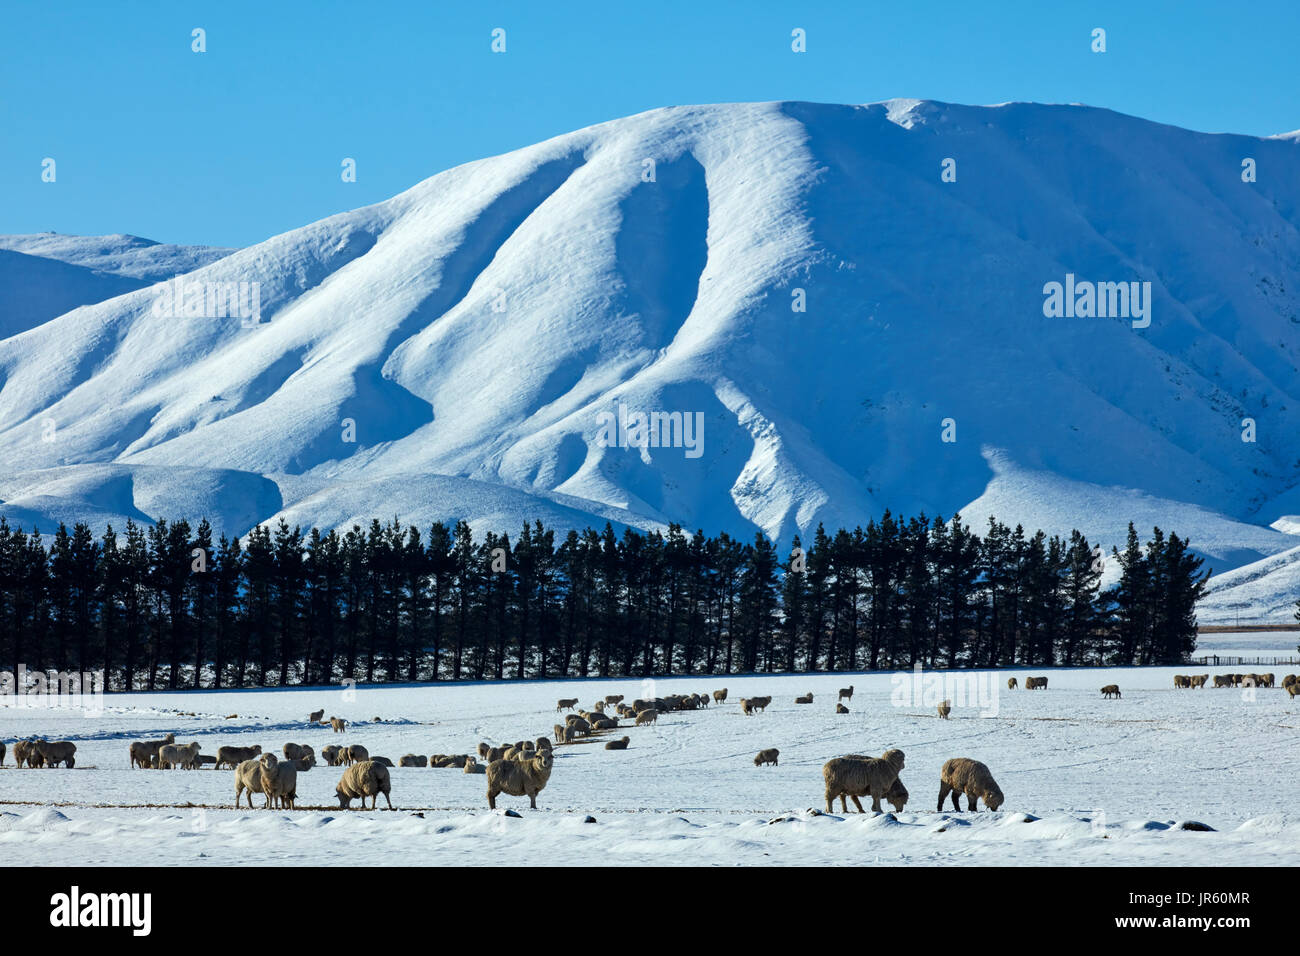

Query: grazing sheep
left=369, top=756, right=394, bottom=767
left=561, top=725, right=578, bottom=744
left=1173, top=675, right=1189, bottom=689
left=1101, top=685, right=1121, bottom=699
left=1288, top=683, right=1300, bottom=700
left=258, top=752, right=298, bottom=809
left=196, top=754, right=218, bottom=768
left=1213, top=675, right=1233, bottom=688
left=1026, top=676, right=1048, bottom=690
left=234, top=758, right=267, bottom=808
left=567, top=717, right=592, bottom=737
left=713, top=688, right=728, bottom=703
left=754, top=748, right=780, bottom=767
left=794, top=693, right=814, bottom=704
left=130, top=733, right=176, bottom=769
left=635, top=709, right=658, bottom=726
left=836, top=703, right=849, bottom=714
left=842, top=760, right=909, bottom=813
left=216, top=744, right=262, bottom=770
left=399, top=754, right=428, bottom=768
left=486, top=751, right=555, bottom=810
left=1007, top=677, right=1018, bottom=690
left=158, top=741, right=201, bottom=770
left=591, top=717, right=619, bottom=731
left=740, top=699, right=754, bottom=716
left=1192, top=674, right=1208, bottom=688
left=822, top=750, right=906, bottom=813
left=343, top=744, right=369, bottom=766
left=283, top=742, right=311, bottom=762
left=937, top=757, right=1004, bottom=812
left=556, top=698, right=579, bottom=712
left=937, top=699, right=951, bottom=720
left=321, top=744, right=343, bottom=766
left=837, top=685, right=854, bottom=703
left=1283, top=675, right=1297, bottom=691
left=605, top=695, right=624, bottom=706
left=309, top=709, right=325, bottom=724
left=604, top=736, right=630, bottom=750
left=34, top=740, right=77, bottom=768
left=336, top=760, right=393, bottom=809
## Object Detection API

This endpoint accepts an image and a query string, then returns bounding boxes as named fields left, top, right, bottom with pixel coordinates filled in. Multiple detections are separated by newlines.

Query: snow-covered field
left=4, top=653, right=1300, bottom=866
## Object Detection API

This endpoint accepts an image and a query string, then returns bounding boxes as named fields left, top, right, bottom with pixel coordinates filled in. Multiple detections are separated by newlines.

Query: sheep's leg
left=383, top=792, right=392, bottom=809
left=850, top=795, right=865, bottom=813
left=488, top=790, right=497, bottom=810
left=529, top=791, right=537, bottom=809
left=969, top=793, right=980, bottom=812
left=870, top=792, right=883, bottom=813
left=950, top=791, right=962, bottom=811
left=937, top=782, right=951, bottom=812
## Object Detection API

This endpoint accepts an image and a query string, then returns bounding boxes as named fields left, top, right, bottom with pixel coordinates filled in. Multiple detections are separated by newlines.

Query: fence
left=1191, top=655, right=1300, bottom=667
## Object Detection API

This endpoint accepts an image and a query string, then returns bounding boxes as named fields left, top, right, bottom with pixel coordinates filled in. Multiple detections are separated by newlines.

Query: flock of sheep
left=3, top=669, right=1293, bottom=816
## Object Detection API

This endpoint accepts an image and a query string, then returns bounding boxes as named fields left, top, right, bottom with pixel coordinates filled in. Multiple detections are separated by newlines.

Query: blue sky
left=3, top=0, right=1297, bottom=248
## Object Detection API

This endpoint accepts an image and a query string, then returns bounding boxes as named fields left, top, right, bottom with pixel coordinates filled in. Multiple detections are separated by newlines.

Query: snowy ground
left=3, top=651, right=1299, bottom=866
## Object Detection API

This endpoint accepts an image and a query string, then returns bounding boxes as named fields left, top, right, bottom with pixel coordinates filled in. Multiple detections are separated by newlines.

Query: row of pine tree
left=0, top=513, right=1207, bottom=691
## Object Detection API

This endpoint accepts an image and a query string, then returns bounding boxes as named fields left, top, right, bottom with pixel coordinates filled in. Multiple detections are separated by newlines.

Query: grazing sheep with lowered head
left=486, top=751, right=555, bottom=810
left=822, top=750, right=905, bottom=813
left=635, top=709, right=658, bottom=726
left=1007, top=677, right=1018, bottom=690
left=35, top=740, right=76, bottom=768
left=1101, top=685, right=1121, bottom=699
left=336, top=760, right=392, bottom=809
left=937, top=757, right=1004, bottom=812
left=754, top=748, right=779, bottom=767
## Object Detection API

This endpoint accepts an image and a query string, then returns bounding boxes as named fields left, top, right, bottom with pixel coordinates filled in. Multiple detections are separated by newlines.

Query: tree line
left=0, top=512, right=1208, bottom=691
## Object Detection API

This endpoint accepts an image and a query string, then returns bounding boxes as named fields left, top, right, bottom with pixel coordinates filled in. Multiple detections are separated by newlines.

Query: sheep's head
left=259, top=752, right=278, bottom=770
left=983, top=785, right=1004, bottom=811
left=882, top=749, right=905, bottom=772
left=251, top=745, right=262, bottom=755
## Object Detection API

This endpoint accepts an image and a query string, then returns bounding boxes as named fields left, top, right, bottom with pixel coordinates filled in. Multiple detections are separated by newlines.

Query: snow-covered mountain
left=2, top=99, right=1299, bottom=610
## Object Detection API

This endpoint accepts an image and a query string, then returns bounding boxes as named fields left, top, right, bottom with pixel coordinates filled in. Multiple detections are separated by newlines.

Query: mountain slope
left=1, top=100, right=1298, bottom=605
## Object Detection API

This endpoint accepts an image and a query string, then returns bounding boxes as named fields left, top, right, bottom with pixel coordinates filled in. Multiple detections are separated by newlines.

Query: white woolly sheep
left=336, top=760, right=392, bottom=809
left=937, top=757, right=1004, bottom=812
left=258, top=752, right=298, bottom=809
left=486, top=751, right=555, bottom=810
left=822, top=750, right=905, bottom=813
left=158, top=741, right=201, bottom=770
left=234, top=758, right=266, bottom=808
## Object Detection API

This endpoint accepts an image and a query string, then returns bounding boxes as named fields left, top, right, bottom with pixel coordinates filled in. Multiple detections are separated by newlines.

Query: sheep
left=604, top=736, right=630, bottom=750
left=1173, top=674, right=1189, bottom=689
left=713, top=688, right=728, bottom=703
left=822, top=750, right=905, bottom=813
left=196, top=754, right=218, bottom=768
left=343, top=744, right=369, bottom=766
left=698, top=693, right=710, bottom=708
left=336, top=760, right=393, bottom=809
left=750, top=696, right=772, bottom=713
left=754, top=748, right=779, bottom=767
left=0, top=741, right=4, bottom=766
left=399, top=754, right=428, bottom=768
left=1213, top=675, right=1233, bottom=688
left=837, top=685, right=854, bottom=703
left=258, top=753, right=298, bottom=809
left=937, top=758, right=1004, bottom=812
left=1283, top=674, right=1298, bottom=691
left=1288, top=683, right=1300, bottom=700
left=635, top=709, right=658, bottom=726
left=740, top=698, right=754, bottom=716
left=370, top=756, right=394, bottom=767
left=535, top=736, right=553, bottom=752
left=321, top=744, right=343, bottom=766
left=216, top=744, right=262, bottom=770
left=1193, top=674, right=1209, bottom=688
left=464, top=757, right=486, bottom=773
left=1007, top=677, right=1018, bottom=689
left=556, top=698, right=579, bottom=712
left=605, top=695, right=624, bottom=706
left=234, top=758, right=266, bottom=808
left=158, top=741, right=201, bottom=770
left=591, top=717, right=619, bottom=732
left=1263, top=673, right=1276, bottom=688
left=486, top=751, right=555, bottom=810
left=937, top=699, right=951, bottom=720
left=309, top=709, right=325, bottom=724
left=794, top=693, right=814, bottom=704
left=836, top=703, right=849, bottom=714
left=34, top=740, right=77, bottom=768
left=1101, top=684, right=1121, bottom=699
left=330, top=717, right=347, bottom=733
left=842, top=759, right=909, bottom=812
left=130, top=733, right=176, bottom=769
left=12, top=739, right=34, bottom=769
left=487, top=745, right=509, bottom=761
left=283, top=742, right=312, bottom=762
